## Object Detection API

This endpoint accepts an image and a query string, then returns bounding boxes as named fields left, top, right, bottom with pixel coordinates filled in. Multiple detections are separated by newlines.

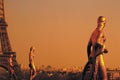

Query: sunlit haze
left=5, top=0, right=120, bottom=68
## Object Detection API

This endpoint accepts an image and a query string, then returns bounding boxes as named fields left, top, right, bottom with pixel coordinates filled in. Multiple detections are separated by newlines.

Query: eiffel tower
left=0, top=0, right=22, bottom=79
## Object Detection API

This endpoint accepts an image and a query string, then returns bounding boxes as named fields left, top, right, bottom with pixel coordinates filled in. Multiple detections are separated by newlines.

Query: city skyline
left=4, top=0, right=120, bottom=68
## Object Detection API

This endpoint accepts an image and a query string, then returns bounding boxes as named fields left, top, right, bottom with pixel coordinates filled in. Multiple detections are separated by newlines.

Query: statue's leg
left=98, top=55, right=107, bottom=80
left=82, top=61, right=94, bottom=80
left=29, top=69, right=33, bottom=80
left=93, top=58, right=99, bottom=80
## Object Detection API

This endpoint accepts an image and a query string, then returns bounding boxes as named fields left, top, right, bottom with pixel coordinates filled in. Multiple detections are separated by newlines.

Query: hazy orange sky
left=4, top=0, right=120, bottom=68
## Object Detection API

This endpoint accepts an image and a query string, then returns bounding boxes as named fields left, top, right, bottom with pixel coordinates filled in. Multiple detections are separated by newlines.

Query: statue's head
left=97, top=16, right=106, bottom=30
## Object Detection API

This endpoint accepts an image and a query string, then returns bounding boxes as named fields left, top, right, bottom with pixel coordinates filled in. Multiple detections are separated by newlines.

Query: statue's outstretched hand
left=103, top=49, right=108, bottom=54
